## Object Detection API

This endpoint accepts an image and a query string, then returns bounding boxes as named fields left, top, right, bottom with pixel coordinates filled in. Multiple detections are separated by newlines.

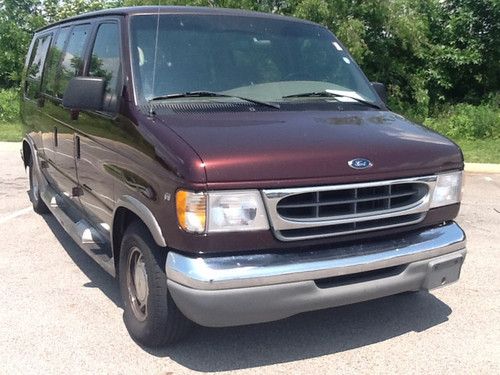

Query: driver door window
left=89, top=22, right=121, bottom=113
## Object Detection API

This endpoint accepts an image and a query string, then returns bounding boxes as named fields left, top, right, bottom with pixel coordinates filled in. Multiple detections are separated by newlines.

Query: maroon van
left=20, top=6, right=466, bottom=346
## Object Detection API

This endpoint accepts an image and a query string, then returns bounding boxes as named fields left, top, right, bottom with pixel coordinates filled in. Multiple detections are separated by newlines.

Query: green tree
left=0, top=0, right=44, bottom=87
left=43, top=0, right=121, bottom=23
left=0, top=0, right=119, bottom=88
left=0, top=0, right=498, bottom=117
left=427, top=0, right=499, bottom=105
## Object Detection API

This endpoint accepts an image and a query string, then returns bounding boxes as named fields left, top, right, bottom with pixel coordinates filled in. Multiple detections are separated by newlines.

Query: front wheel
left=119, top=221, right=192, bottom=346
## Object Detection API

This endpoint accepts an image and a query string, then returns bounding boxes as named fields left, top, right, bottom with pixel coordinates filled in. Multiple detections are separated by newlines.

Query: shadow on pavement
left=145, top=292, right=451, bottom=371
left=42, top=213, right=452, bottom=372
left=42, top=214, right=122, bottom=307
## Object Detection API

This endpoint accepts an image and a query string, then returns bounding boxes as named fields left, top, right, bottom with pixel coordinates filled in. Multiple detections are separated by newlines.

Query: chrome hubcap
left=134, top=260, right=148, bottom=302
left=127, top=247, right=149, bottom=321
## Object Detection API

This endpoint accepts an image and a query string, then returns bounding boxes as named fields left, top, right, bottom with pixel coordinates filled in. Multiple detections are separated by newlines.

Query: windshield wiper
left=149, top=91, right=280, bottom=109
left=282, top=90, right=382, bottom=109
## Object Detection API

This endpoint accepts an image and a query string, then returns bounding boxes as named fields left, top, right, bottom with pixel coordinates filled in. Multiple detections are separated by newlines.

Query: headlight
left=430, top=171, right=463, bottom=208
left=176, top=189, right=269, bottom=233
left=208, top=190, right=269, bottom=232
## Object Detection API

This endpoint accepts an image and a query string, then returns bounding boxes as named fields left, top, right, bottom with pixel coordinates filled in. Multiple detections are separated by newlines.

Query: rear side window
left=89, top=23, right=121, bottom=112
left=57, top=24, right=91, bottom=98
left=43, top=26, right=71, bottom=97
left=25, top=34, right=52, bottom=99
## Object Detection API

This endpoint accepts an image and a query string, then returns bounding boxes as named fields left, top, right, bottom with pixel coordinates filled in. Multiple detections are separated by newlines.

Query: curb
left=0, top=141, right=21, bottom=151
left=464, top=163, right=500, bottom=174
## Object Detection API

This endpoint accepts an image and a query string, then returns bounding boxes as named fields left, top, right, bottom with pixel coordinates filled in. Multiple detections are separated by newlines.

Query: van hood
left=156, top=110, right=463, bottom=185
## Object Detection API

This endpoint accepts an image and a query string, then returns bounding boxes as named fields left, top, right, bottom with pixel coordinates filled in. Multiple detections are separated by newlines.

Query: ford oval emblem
left=348, top=158, right=373, bottom=170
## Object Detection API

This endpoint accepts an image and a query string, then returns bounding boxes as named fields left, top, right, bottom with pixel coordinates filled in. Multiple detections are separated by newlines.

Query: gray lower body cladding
left=166, top=222, right=466, bottom=327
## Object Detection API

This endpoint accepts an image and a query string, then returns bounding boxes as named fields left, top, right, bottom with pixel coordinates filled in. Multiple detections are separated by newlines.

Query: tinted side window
left=89, top=23, right=121, bottom=112
left=25, top=34, right=52, bottom=99
left=43, top=26, right=70, bottom=97
left=57, top=24, right=91, bottom=98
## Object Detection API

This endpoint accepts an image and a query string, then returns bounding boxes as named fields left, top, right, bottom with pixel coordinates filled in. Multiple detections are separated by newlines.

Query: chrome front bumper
left=166, top=222, right=466, bottom=327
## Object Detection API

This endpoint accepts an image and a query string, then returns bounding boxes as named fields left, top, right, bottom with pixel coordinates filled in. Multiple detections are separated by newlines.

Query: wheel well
left=112, top=207, right=145, bottom=274
left=22, top=140, right=32, bottom=168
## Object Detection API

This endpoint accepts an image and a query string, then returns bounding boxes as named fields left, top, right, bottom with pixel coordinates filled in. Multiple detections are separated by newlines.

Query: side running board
left=41, top=185, right=116, bottom=277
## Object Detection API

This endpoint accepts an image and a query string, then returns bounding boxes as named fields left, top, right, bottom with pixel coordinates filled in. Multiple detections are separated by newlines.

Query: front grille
left=277, top=183, right=428, bottom=220
left=262, top=176, right=436, bottom=241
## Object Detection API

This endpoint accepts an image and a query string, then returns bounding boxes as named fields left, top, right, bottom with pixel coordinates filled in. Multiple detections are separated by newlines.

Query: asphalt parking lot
left=0, top=141, right=499, bottom=374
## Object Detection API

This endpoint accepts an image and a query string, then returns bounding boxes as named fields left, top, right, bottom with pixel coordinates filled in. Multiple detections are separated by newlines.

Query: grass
left=1, top=121, right=498, bottom=163
left=455, top=138, right=500, bottom=164
left=0, top=122, right=22, bottom=142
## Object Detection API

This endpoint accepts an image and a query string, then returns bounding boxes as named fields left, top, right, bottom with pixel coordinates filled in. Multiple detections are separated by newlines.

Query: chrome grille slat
left=262, top=176, right=437, bottom=241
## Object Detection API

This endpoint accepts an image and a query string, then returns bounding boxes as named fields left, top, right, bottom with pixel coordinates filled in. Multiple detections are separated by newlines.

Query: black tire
left=119, top=221, right=192, bottom=347
left=28, top=161, right=49, bottom=214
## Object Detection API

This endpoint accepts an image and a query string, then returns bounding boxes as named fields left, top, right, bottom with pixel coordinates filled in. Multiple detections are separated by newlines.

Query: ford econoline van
left=21, top=6, right=466, bottom=346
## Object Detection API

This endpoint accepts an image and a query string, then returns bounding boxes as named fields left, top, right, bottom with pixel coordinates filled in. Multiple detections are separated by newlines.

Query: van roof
left=36, top=6, right=316, bottom=33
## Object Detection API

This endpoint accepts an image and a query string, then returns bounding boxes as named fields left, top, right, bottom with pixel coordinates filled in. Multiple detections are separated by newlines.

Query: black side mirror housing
left=371, top=82, right=387, bottom=105
left=63, top=77, right=105, bottom=111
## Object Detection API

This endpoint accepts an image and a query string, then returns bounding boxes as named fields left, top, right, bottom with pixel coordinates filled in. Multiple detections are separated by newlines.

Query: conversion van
left=21, top=6, right=466, bottom=346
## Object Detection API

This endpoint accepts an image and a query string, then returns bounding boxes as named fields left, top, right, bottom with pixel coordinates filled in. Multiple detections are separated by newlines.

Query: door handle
left=54, top=126, right=58, bottom=147
left=75, top=135, right=81, bottom=159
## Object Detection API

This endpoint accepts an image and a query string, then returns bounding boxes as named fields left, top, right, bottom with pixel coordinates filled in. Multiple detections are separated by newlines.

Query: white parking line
left=0, top=207, right=33, bottom=225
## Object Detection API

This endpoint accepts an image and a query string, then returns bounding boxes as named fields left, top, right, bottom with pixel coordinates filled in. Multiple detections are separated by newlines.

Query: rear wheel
left=119, top=221, right=192, bottom=346
left=28, top=161, right=49, bottom=214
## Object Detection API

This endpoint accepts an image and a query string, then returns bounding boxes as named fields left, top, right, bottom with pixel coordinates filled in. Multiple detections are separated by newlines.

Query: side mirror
left=62, top=76, right=105, bottom=111
left=371, top=82, right=387, bottom=105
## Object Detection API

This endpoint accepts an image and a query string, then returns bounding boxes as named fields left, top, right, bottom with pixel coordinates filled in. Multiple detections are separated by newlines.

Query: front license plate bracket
left=423, top=253, right=465, bottom=290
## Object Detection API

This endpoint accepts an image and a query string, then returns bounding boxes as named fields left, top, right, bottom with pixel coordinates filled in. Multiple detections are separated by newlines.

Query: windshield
left=130, top=14, right=379, bottom=105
